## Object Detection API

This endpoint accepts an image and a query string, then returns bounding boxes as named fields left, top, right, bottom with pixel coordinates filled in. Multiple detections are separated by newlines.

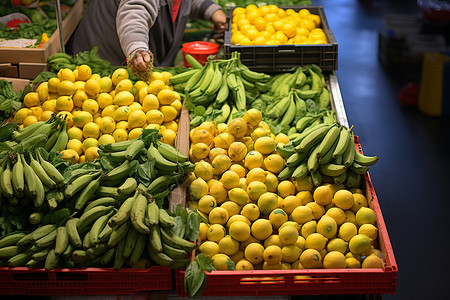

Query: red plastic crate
left=175, top=139, right=397, bottom=297
left=0, top=266, right=171, bottom=296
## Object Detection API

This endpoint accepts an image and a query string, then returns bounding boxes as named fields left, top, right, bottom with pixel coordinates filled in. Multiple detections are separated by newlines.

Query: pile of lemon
left=230, top=5, right=328, bottom=46
left=187, top=109, right=384, bottom=271
left=13, top=65, right=182, bottom=163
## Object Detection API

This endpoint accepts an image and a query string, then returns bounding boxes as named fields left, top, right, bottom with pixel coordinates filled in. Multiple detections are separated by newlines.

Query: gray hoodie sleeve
left=190, top=0, right=222, bottom=21
left=116, top=0, right=159, bottom=58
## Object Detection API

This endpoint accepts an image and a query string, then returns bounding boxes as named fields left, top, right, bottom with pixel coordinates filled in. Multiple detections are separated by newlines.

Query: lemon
left=213, top=132, right=235, bottom=150
left=71, top=111, right=92, bottom=128
left=98, top=116, right=116, bottom=134
left=355, top=207, right=376, bottom=226
left=198, top=195, right=217, bottom=214
left=251, top=219, right=273, bottom=240
left=338, top=222, right=358, bottom=242
left=56, top=111, right=73, bottom=128
left=348, top=234, right=372, bottom=255
left=305, top=233, right=328, bottom=252
left=84, top=78, right=100, bottom=98
left=30, top=106, right=42, bottom=119
left=269, top=208, right=288, bottom=229
left=22, top=115, right=38, bottom=127
left=145, top=109, right=164, bottom=125
left=100, top=104, right=117, bottom=118
left=299, top=248, right=322, bottom=269
left=111, top=68, right=129, bottom=86
left=81, top=137, right=99, bottom=152
left=244, top=150, right=264, bottom=170
left=265, top=172, right=279, bottom=193
left=163, top=120, right=178, bottom=133
left=40, top=111, right=54, bottom=121
left=57, top=80, right=77, bottom=97
left=198, top=222, right=209, bottom=241
left=98, top=134, right=115, bottom=145
left=212, top=155, right=232, bottom=176
left=290, top=205, right=314, bottom=224
left=245, top=168, right=267, bottom=184
left=279, top=225, right=299, bottom=246
left=209, top=182, right=227, bottom=205
left=243, top=108, right=263, bottom=127
left=97, top=76, right=112, bottom=93
left=361, top=254, right=384, bottom=268
left=83, top=146, right=99, bottom=162
left=281, top=245, right=302, bottom=263
left=229, top=220, right=251, bottom=242
left=313, top=185, right=334, bottom=205
left=244, top=242, right=265, bottom=265
left=194, top=161, right=214, bottom=181
left=190, top=177, right=208, bottom=200
left=300, top=220, right=317, bottom=238
left=147, top=79, right=166, bottom=95
left=157, top=88, right=177, bottom=105
left=198, top=241, right=221, bottom=258
left=82, top=122, right=100, bottom=139
left=36, top=82, right=49, bottom=102
left=14, top=108, right=32, bottom=124
left=229, top=164, right=246, bottom=178
left=228, top=118, right=248, bottom=138
left=346, top=257, right=361, bottom=268
left=209, top=207, right=229, bottom=225
left=226, top=141, right=247, bottom=162
left=295, top=176, right=314, bottom=192
left=211, top=253, right=235, bottom=270
left=275, top=133, right=290, bottom=144
left=358, top=223, right=378, bottom=240
left=240, top=203, right=259, bottom=222
left=326, top=207, right=346, bottom=225
left=142, top=94, right=159, bottom=112
left=70, top=90, right=86, bottom=108
left=263, top=245, right=283, bottom=265
left=228, top=187, right=250, bottom=206
left=126, top=109, right=146, bottom=130
left=48, top=77, right=60, bottom=93
left=160, top=105, right=178, bottom=122
left=351, top=193, right=368, bottom=213
left=262, top=235, right=281, bottom=249
left=191, top=143, right=210, bottom=160
left=221, top=201, right=241, bottom=217
left=112, top=91, right=133, bottom=107
left=112, top=106, right=132, bottom=123
left=323, top=251, right=346, bottom=269
left=82, top=99, right=99, bottom=115
left=236, top=259, right=254, bottom=270
left=55, top=96, right=74, bottom=112
left=263, top=154, right=285, bottom=174
left=207, top=224, right=226, bottom=242
left=281, top=195, right=301, bottom=215
left=75, top=64, right=91, bottom=81
left=60, top=149, right=79, bottom=164
left=316, top=215, right=337, bottom=239
left=226, top=215, right=251, bottom=228
left=208, top=147, right=227, bottom=162
left=277, top=180, right=296, bottom=198
left=257, top=192, right=278, bottom=215
left=332, top=189, right=355, bottom=210
left=295, top=235, right=306, bottom=251
left=326, top=238, right=348, bottom=254
left=66, top=139, right=84, bottom=155
left=171, top=98, right=182, bottom=113
left=250, top=127, right=271, bottom=142
left=247, top=181, right=268, bottom=203
left=114, top=79, right=133, bottom=93
left=305, top=202, right=325, bottom=220
left=112, top=128, right=128, bottom=142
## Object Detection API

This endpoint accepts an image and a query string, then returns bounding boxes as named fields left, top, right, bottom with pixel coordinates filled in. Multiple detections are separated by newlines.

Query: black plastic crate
left=224, top=6, right=338, bottom=73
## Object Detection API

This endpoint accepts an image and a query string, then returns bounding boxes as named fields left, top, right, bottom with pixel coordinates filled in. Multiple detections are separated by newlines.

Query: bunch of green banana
left=47, top=52, right=76, bottom=73
left=277, top=123, right=379, bottom=188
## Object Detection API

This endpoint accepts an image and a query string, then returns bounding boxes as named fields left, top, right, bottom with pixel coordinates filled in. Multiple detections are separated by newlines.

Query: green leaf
left=193, top=105, right=206, bottom=117
left=186, top=211, right=200, bottom=242
left=184, top=260, right=206, bottom=298
left=32, top=72, right=56, bottom=84
left=196, top=253, right=215, bottom=272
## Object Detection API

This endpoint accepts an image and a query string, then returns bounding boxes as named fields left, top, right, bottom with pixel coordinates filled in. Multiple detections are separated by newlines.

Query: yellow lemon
left=322, top=251, right=346, bottom=269
left=194, top=161, right=214, bottom=181
left=147, top=79, right=166, bottom=95
left=60, top=149, right=79, bottom=164
left=226, top=214, right=251, bottom=228
left=127, top=109, right=146, bottom=129
left=300, top=220, right=317, bottom=239
left=250, top=127, right=271, bottom=141
left=269, top=208, right=288, bottom=229
left=74, top=81, right=85, bottom=92
left=326, top=238, right=349, bottom=254
left=145, top=109, right=164, bottom=125
left=84, top=78, right=100, bottom=98
left=227, top=141, right=247, bottom=162
left=275, top=132, right=290, bottom=144
left=72, top=90, right=88, bottom=108
left=241, top=203, right=260, bottom=222
left=36, top=82, right=49, bottom=102
left=28, top=106, right=42, bottom=119
left=246, top=181, right=267, bottom=202
left=114, top=79, right=133, bottom=93
left=55, top=96, right=74, bottom=112
left=128, top=128, right=143, bottom=139
left=297, top=191, right=313, bottom=205
left=290, top=206, right=314, bottom=224
left=82, top=122, right=100, bottom=139
left=219, top=235, right=240, bottom=256
left=142, top=94, right=159, bottom=112
left=243, top=108, right=263, bottom=127
left=305, top=202, right=325, bottom=220
left=279, top=225, right=299, bottom=246
left=40, top=110, right=54, bottom=121
left=277, top=180, right=296, bottom=198
left=244, top=150, right=264, bottom=169
left=191, top=143, right=210, bottom=160
left=358, top=223, right=378, bottom=241
left=257, top=192, right=278, bottom=215
left=99, top=76, right=113, bottom=93
left=13, top=108, right=32, bottom=124
left=171, top=99, right=182, bottom=113
left=229, top=164, right=246, bottom=178
left=355, top=207, right=376, bottom=226
left=48, top=77, right=61, bottom=93
left=332, top=189, right=355, bottom=210
left=348, top=234, right=372, bottom=255
left=254, top=136, right=277, bottom=155
left=59, top=68, right=75, bottom=82
left=22, top=115, right=38, bottom=127
left=219, top=170, right=240, bottom=190
left=220, top=201, right=241, bottom=217
left=313, top=185, right=334, bottom=206
left=265, top=172, right=279, bottom=193
left=98, top=134, right=115, bottom=145
left=299, top=248, right=322, bottom=269
left=113, top=91, right=134, bottom=107
left=111, top=68, right=129, bottom=86
left=209, top=181, right=227, bottom=205
left=282, top=245, right=302, bottom=263
left=148, top=71, right=165, bottom=82
left=361, top=254, right=384, bottom=268
left=229, top=220, right=251, bottom=242
left=190, top=177, right=208, bottom=200
left=212, top=154, right=232, bottom=176
left=191, top=128, right=214, bottom=146
left=305, top=233, right=328, bottom=252
left=157, top=88, right=177, bottom=105
left=228, top=187, right=250, bottom=206
left=251, top=219, right=273, bottom=240
left=199, top=223, right=209, bottom=241
left=113, top=106, right=131, bottom=122
left=316, top=214, right=337, bottom=239
left=280, top=195, right=300, bottom=215
left=263, top=154, right=284, bottom=174
left=160, top=105, right=178, bottom=122
left=228, top=118, right=248, bottom=138
left=198, top=194, right=217, bottom=214
left=77, top=65, right=92, bottom=81
left=162, top=120, right=178, bottom=133
left=112, top=128, right=128, bottom=142
left=101, top=104, right=118, bottom=118
left=98, top=116, right=116, bottom=134
left=66, top=139, right=84, bottom=155
left=213, top=132, right=235, bottom=150
left=207, top=223, right=226, bottom=242
left=338, top=222, right=358, bottom=242
left=263, top=245, right=283, bottom=265
left=244, top=243, right=265, bottom=265
left=209, top=207, right=229, bottom=225
left=211, top=254, right=235, bottom=270
left=208, top=147, right=227, bottom=162
left=198, top=241, right=221, bottom=258
left=72, top=111, right=93, bottom=128
left=351, top=193, right=368, bottom=213
left=82, top=99, right=99, bottom=115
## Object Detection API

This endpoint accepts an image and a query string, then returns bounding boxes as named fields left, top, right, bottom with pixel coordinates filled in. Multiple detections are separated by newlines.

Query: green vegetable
left=0, top=80, right=30, bottom=123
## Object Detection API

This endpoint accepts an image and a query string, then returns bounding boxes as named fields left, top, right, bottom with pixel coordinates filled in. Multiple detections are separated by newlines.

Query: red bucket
left=182, top=41, right=219, bottom=67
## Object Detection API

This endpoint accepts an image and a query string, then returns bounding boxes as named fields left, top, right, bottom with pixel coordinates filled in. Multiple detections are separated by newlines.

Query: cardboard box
left=0, top=63, right=19, bottom=78
left=0, top=0, right=83, bottom=64
left=19, top=62, right=48, bottom=79
left=0, top=77, right=31, bottom=92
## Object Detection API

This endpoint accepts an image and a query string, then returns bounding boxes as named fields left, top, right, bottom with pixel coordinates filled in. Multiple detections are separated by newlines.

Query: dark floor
left=314, top=0, right=450, bottom=299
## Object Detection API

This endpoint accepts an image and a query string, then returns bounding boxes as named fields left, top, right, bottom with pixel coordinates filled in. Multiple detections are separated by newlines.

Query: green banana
left=343, top=132, right=356, bottom=167
left=55, top=226, right=69, bottom=255
left=169, top=68, right=201, bottom=84
left=147, top=173, right=184, bottom=194
left=34, top=227, right=58, bottom=248
left=74, top=175, right=103, bottom=210
left=147, top=242, right=173, bottom=266
left=83, top=197, right=117, bottom=214
left=276, top=143, right=295, bottom=158
left=108, top=192, right=138, bottom=227
left=307, top=144, right=321, bottom=172
left=332, top=128, right=351, bottom=158
left=98, top=150, right=127, bottom=163
left=8, top=251, right=33, bottom=267
left=117, top=177, right=138, bottom=195
left=0, top=160, right=14, bottom=198
left=113, top=238, right=127, bottom=270
left=104, top=159, right=137, bottom=182
left=125, top=139, right=145, bottom=161
left=64, top=172, right=101, bottom=198
left=36, top=150, right=64, bottom=184
left=160, top=227, right=195, bottom=252
left=349, top=162, right=369, bottom=175
left=0, top=232, right=26, bottom=248
left=130, top=193, right=150, bottom=234
left=145, top=201, right=159, bottom=226
left=17, top=224, right=58, bottom=247
left=11, top=155, right=24, bottom=196
left=354, top=150, right=379, bottom=166
left=107, top=220, right=130, bottom=248
left=277, top=166, right=296, bottom=181
left=31, top=247, right=51, bottom=262
left=319, top=163, right=347, bottom=177
left=159, top=209, right=175, bottom=228
left=157, top=142, right=188, bottom=163
left=316, top=126, right=341, bottom=157
left=291, top=161, right=309, bottom=179
left=66, top=218, right=83, bottom=248
left=50, top=121, right=69, bottom=152
left=21, top=154, right=37, bottom=197
left=100, top=247, right=116, bottom=266
left=122, top=227, right=139, bottom=259
left=147, top=144, right=178, bottom=171
left=99, top=139, right=135, bottom=152
left=76, top=205, right=114, bottom=234
left=0, top=246, right=21, bottom=259
left=346, top=170, right=362, bottom=189
left=310, top=169, right=322, bottom=187
left=162, top=242, right=189, bottom=260
left=89, top=211, right=114, bottom=245
left=215, top=69, right=230, bottom=104
left=296, top=124, right=334, bottom=153
left=129, top=232, right=146, bottom=265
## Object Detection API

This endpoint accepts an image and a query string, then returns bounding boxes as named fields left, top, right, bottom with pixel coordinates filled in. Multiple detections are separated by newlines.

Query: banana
left=130, top=193, right=150, bottom=234
left=145, top=201, right=159, bottom=226
left=147, top=144, right=178, bottom=171
left=310, top=169, right=323, bottom=187
left=125, top=139, right=145, bottom=161
left=86, top=243, right=109, bottom=258
left=0, top=245, right=21, bottom=259
left=292, top=161, right=308, bottom=179
left=50, top=121, right=69, bottom=152
left=34, top=227, right=57, bottom=248
left=215, top=103, right=231, bottom=124
left=11, top=155, right=24, bottom=196
left=332, top=128, right=351, bottom=158
left=162, top=242, right=189, bottom=260
left=215, top=69, right=230, bottom=104
left=343, top=132, right=356, bottom=167
left=107, top=220, right=130, bottom=248
left=159, top=209, right=175, bottom=228
left=82, top=231, right=92, bottom=250
left=204, top=66, right=222, bottom=96
left=226, top=71, right=240, bottom=91
left=169, top=68, right=201, bottom=84
left=44, top=127, right=61, bottom=152
left=47, top=197, right=58, bottom=210
left=349, top=162, right=369, bottom=175
left=184, top=53, right=204, bottom=69
left=316, top=126, right=341, bottom=157
left=276, top=143, right=295, bottom=158
left=148, top=225, right=163, bottom=253
left=13, top=120, right=45, bottom=141
left=36, top=150, right=64, bottom=184
left=8, top=251, right=33, bottom=267
left=99, top=139, right=135, bottom=152
left=98, top=150, right=127, bottom=163
left=95, top=186, right=120, bottom=198
left=77, top=205, right=114, bottom=234
left=147, top=173, right=184, bottom=194
left=17, top=224, right=58, bottom=247
left=157, top=142, right=188, bottom=163
left=116, top=177, right=138, bottom=196
left=122, top=227, right=139, bottom=259
left=48, top=52, right=73, bottom=62
left=286, top=151, right=309, bottom=168
left=13, top=134, right=47, bottom=152
left=62, top=243, right=74, bottom=258
left=72, top=249, right=89, bottom=264
left=83, top=197, right=117, bottom=214
left=297, top=124, right=334, bottom=153
left=184, top=67, right=206, bottom=92
left=320, top=163, right=347, bottom=177
left=113, top=238, right=127, bottom=270
left=129, top=232, right=146, bottom=265
left=0, top=161, right=14, bottom=198
left=277, top=166, right=296, bottom=181
left=20, top=154, right=37, bottom=197
left=66, top=218, right=83, bottom=248
left=160, top=227, right=195, bottom=252
left=346, top=170, right=362, bottom=189
left=54, top=226, right=69, bottom=255
left=89, top=211, right=114, bottom=245
left=0, top=232, right=26, bottom=248
left=307, top=144, right=321, bottom=172
left=333, top=171, right=348, bottom=184
left=104, top=159, right=137, bottom=182
left=29, top=153, right=56, bottom=188
left=98, top=223, right=113, bottom=244
left=240, top=67, right=270, bottom=82
left=74, top=175, right=103, bottom=211
left=147, top=242, right=173, bottom=266
left=279, top=97, right=297, bottom=127
left=295, top=69, right=307, bottom=88
left=198, top=62, right=216, bottom=93
left=109, top=192, right=138, bottom=227
left=64, top=172, right=101, bottom=199
left=171, top=258, right=190, bottom=270
left=354, top=150, right=379, bottom=166
left=31, top=247, right=51, bottom=262
left=100, top=247, right=116, bottom=266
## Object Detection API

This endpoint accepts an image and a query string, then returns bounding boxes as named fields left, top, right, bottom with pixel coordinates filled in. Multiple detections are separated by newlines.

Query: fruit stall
left=0, top=1, right=397, bottom=299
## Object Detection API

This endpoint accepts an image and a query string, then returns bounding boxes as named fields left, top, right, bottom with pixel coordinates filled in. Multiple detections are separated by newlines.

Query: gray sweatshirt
left=67, top=0, right=222, bottom=67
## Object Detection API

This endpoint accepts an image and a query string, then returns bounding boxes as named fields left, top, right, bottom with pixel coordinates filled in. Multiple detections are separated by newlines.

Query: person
left=67, top=0, right=226, bottom=76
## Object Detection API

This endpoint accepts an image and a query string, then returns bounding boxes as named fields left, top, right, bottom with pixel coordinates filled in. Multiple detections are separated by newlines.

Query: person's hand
left=211, top=9, right=226, bottom=41
left=132, top=50, right=151, bottom=73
